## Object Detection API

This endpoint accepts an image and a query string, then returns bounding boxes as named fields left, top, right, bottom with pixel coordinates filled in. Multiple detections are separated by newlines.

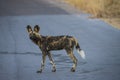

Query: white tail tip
left=77, top=50, right=86, bottom=59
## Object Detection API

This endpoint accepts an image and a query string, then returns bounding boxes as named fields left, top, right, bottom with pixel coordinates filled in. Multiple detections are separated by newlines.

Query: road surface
left=0, top=0, right=120, bottom=80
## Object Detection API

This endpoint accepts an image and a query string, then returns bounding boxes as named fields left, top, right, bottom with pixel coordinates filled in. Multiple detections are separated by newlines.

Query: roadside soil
left=61, top=0, right=120, bottom=30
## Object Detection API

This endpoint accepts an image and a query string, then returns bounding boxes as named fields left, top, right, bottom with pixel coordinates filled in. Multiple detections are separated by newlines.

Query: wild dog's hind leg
left=48, top=52, right=56, bottom=72
left=66, top=49, right=77, bottom=72
left=37, top=53, right=46, bottom=73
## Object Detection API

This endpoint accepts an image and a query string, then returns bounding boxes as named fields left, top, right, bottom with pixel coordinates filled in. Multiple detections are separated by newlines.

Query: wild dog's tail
left=74, top=39, right=86, bottom=59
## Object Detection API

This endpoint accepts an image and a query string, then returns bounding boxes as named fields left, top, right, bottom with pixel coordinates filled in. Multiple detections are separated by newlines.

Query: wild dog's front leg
left=48, top=53, right=56, bottom=72
left=37, top=53, right=46, bottom=73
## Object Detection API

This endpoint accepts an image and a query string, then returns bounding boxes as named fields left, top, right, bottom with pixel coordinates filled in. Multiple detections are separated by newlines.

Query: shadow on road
left=0, top=0, right=69, bottom=16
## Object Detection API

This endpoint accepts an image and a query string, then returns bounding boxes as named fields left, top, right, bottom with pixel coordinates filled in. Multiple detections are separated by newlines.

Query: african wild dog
left=26, top=25, right=85, bottom=73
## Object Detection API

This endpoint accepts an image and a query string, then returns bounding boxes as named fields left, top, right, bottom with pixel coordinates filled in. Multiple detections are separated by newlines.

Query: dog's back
left=40, top=35, right=77, bottom=51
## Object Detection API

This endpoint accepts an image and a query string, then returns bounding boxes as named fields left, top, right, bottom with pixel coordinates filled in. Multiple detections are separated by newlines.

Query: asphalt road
left=0, top=0, right=69, bottom=16
left=0, top=0, right=120, bottom=80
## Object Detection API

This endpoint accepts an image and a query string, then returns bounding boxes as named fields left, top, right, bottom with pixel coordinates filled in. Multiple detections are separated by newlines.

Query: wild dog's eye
left=32, top=32, right=35, bottom=35
left=33, top=33, right=36, bottom=36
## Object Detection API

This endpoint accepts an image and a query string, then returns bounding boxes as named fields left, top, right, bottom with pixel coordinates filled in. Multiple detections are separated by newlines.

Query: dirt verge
left=64, top=0, right=120, bottom=29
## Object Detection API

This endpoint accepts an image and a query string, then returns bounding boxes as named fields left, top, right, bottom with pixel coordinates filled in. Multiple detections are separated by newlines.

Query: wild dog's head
left=26, top=25, right=41, bottom=42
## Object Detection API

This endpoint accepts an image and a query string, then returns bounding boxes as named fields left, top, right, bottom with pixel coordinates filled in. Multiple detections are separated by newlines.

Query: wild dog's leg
left=37, top=53, right=46, bottom=73
left=66, top=49, right=77, bottom=72
left=48, top=52, right=56, bottom=72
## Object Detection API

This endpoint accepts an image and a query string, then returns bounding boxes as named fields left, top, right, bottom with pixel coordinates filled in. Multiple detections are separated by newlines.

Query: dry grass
left=103, top=18, right=120, bottom=29
left=65, top=0, right=120, bottom=29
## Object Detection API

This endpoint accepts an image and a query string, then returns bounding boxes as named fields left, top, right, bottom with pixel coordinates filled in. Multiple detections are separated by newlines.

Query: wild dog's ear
left=26, top=25, right=32, bottom=33
left=34, top=25, right=40, bottom=33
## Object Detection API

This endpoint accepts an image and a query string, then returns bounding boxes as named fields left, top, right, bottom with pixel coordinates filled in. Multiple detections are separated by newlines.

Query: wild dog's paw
left=71, top=67, right=75, bottom=72
left=52, top=68, right=56, bottom=72
left=36, top=70, right=42, bottom=73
